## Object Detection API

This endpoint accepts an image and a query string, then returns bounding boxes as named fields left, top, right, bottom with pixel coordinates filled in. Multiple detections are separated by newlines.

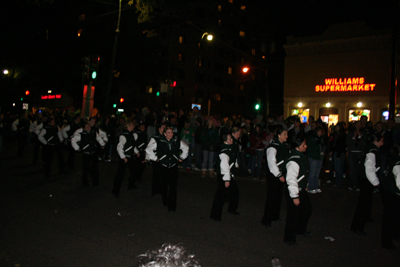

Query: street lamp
left=3, top=69, right=9, bottom=75
left=194, top=32, right=213, bottom=105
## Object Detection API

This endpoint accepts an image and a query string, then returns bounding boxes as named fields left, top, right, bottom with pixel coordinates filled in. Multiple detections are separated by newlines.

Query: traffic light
left=90, top=55, right=100, bottom=80
left=25, top=90, right=30, bottom=95
left=82, top=56, right=90, bottom=80
left=156, top=91, right=160, bottom=97
left=255, top=104, right=260, bottom=110
left=120, top=98, right=124, bottom=103
left=242, top=67, right=250, bottom=73
left=113, top=104, right=117, bottom=108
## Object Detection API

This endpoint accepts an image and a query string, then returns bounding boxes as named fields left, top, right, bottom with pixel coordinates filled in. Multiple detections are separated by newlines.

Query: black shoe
left=350, top=228, right=367, bottom=236
left=284, top=241, right=298, bottom=247
left=382, top=244, right=397, bottom=250
left=261, top=221, right=272, bottom=227
left=228, top=211, right=240, bottom=215
left=297, top=231, right=312, bottom=237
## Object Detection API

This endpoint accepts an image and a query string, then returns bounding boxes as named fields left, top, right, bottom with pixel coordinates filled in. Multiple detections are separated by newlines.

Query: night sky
left=0, top=0, right=396, bottom=113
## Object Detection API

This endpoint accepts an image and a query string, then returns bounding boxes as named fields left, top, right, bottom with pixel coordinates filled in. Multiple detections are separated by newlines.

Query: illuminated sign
left=315, top=77, right=376, bottom=92
left=41, top=94, right=62, bottom=99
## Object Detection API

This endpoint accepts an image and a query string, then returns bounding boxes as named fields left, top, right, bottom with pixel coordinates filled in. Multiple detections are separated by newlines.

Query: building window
left=228, top=67, right=232, bottom=74
left=77, top=29, right=83, bottom=37
left=241, top=5, right=246, bottom=11
left=291, top=109, right=310, bottom=123
left=179, top=35, right=185, bottom=44
left=218, top=5, right=222, bottom=11
left=178, top=52, right=185, bottom=62
left=239, top=84, right=244, bottom=90
left=239, top=31, right=245, bottom=37
left=218, top=19, right=222, bottom=26
left=229, top=0, right=233, bottom=3
left=251, top=48, right=256, bottom=55
left=146, top=85, right=153, bottom=94
left=349, top=109, right=370, bottom=122
left=215, top=94, right=221, bottom=101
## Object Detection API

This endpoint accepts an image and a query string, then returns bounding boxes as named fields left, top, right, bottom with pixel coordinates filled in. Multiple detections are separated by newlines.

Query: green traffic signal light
left=255, top=104, right=260, bottom=110
left=113, top=104, right=117, bottom=108
left=156, top=91, right=160, bottom=97
left=91, top=71, right=97, bottom=79
left=21, top=97, right=23, bottom=101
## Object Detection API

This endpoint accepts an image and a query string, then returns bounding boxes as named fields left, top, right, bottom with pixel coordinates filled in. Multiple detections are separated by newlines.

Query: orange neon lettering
left=352, top=85, right=357, bottom=91
left=358, top=85, right=364, bottom=91
left=360, top=77, right=365, bottom=84
left=370, top=84, right=376, bottom=91
left=335, top=85, right=340, bottom=91
left=352, top=78, right=359, bottom=84
left=339, top=78, right=344, bottom=84
left=325, top=79, right=333, bottom=85
left=341, top=85, right=347, bottom=91
left=334, top=79, right=338, bottom=85
left=347, top=85, right=352, bottom=91
left=315, top=86, right=319, bottom=92
left=365, top=84, right=369, bottom=91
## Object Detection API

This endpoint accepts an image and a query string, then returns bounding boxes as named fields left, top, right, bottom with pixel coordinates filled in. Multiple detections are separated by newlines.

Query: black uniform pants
left=17, top=132, right=28, bottom=157
left=135, top=153, right=146, bottom=181
left=210, top=174, right=239, bottom=220
left=381, top=190, right=400, bottom=248
left=66, top=142, right=76, bottom=170
left=350, top=180, right=374, bottom=232
left=262, top=174, right=284, bottom=225
left=152, top=161, right=162, bottom=196
left=32, top=135, right=44, bottom=163
left=82, top=153, right=99, bottom=186
left=284, top=188, right=313, bottom=243
left=44, top=144, right=65, bottom=179
left=160, top=165, right=179, bottom=211
left=112, top=157, right=137, bottom=196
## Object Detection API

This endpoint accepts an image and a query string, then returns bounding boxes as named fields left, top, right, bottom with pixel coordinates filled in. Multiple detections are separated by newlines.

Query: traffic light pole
left=104, top=0, right=122, bottom=115
left=82, top=81, right=95, bottom=118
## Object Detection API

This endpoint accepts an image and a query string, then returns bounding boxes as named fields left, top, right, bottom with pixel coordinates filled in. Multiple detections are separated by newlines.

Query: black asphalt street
left=0, top=141, right=399, bottom=267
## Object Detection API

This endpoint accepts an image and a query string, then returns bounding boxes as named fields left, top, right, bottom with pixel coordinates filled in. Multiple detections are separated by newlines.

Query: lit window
left=228, top=67, right=232, bottom=74
left=77, top=29, right=83, bottom=37
left=241, top=5, right=246, bottom=10
left=240, top=84, right=244, bottom=90
left=239, top=31, right=245, bottom=37
left=218, top=19, right=222, bottom=26
left=178, top=52, right=185, bottom=61
left=146, top=85, right=153, bottom=94
left=262, top=55, right=266, bottom=59
left=229, top=0, right=233, bottom=3
left=215, top=94, right=221, bottom=101
left=218, top=5, right=222, bottom=11
left=179, top=36, right=184, bottom=43
left=251, top=49, right=256, bottom=55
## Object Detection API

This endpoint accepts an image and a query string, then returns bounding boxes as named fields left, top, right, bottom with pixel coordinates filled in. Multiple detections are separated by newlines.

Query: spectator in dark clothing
left=193, top=118, right=204, bottom=170
left=332, top=122, right=347, bottom=188
left=346, top=121, right=367, bottom=190
left=287, top=117, right=304, bottom=149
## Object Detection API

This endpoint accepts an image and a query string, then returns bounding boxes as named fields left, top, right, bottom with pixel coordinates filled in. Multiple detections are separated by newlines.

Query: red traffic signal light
left=120, top=98, right=124, bottom=103
left=169, top=81, right=176, bottom=87
left=25, top=90, right=30, bottom=95
left=242, top=67, right=250, bottom=73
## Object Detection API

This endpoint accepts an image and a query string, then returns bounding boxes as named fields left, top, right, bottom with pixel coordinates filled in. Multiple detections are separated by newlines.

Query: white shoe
left=347, top=187, right=354, bottom=191
left=315, top=189, right=322, bottom=193
left=308, top=190, right=317, bottom=194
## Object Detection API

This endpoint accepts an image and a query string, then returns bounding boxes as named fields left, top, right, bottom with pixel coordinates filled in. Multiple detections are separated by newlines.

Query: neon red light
left=41, top=94, right=62, bottom=100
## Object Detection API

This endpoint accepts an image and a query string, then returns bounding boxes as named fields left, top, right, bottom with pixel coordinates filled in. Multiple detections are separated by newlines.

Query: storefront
left=283, top=21, right=399, bottom=124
